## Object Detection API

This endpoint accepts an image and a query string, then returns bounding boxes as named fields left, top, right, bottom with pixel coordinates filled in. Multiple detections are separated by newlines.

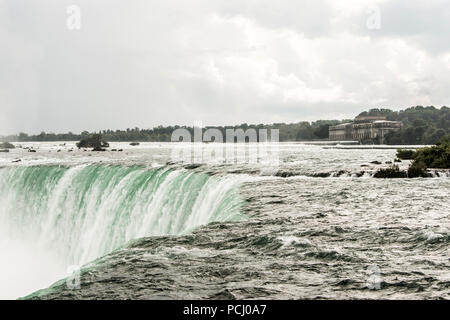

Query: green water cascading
left=0, top=165, right=245, bottom=267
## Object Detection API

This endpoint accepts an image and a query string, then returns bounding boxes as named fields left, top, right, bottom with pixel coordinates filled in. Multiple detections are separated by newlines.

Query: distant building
left=329, top=116, right=402, bottom=143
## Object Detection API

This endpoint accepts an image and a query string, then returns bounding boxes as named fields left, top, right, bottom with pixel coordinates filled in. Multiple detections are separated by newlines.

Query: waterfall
left=0, top=164, right=245, bottom=298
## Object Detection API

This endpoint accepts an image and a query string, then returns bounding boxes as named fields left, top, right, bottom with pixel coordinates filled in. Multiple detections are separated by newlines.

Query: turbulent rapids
left=0, top=142, right=449, bottom=300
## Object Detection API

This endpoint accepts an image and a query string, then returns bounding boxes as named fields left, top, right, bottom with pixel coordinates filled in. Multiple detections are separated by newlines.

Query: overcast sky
left=1, top=0, right=450, bottom=134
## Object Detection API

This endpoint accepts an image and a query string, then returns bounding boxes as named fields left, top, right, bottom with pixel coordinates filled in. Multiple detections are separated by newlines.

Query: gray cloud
left=356, top=0, right=450, bottom=54
left=0, top=0, right=449, bottom=134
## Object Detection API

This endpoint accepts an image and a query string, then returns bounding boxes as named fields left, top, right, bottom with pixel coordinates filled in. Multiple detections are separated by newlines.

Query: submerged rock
left=312, top=172, right=331, bottom=178
left=275, top=171, right=297, bottom=178
left=185, top=164, right=202, bottom=170
left=335, top=170, right=349, bottom=177
left=355, top=171, right=365, bottom=177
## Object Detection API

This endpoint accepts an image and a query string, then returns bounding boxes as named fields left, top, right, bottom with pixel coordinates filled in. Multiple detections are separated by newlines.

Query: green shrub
left=76, top=134, right=109, bottom=149
left=396, top=149, right=416, bottom=160
left=374, top=165, right=407, bottom=178
left=412, top=141, right=450, bottom=169
left=407, top=160, right=428, bottom=178
left=403, top=136, right=450, bottom=178
left=0, top=142, right=15, bottom=149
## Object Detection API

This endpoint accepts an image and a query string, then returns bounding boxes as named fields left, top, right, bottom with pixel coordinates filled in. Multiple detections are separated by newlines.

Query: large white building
left=329, top=116, right=402, bottom=143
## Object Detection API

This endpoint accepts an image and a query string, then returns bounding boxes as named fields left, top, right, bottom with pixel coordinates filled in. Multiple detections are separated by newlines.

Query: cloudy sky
left=1, top=0, right=450, bottom=134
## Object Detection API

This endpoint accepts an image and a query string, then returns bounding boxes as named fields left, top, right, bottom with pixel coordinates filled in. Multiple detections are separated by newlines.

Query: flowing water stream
left=0, top=142, right=448, bottom=299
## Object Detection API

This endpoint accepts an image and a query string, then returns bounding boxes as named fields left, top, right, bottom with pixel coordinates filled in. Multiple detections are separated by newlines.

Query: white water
left=0, top=164, right=245, bottom=299
left=1, top=142, right=448, bottom=299
left=0, top=225, right=67, bottom=299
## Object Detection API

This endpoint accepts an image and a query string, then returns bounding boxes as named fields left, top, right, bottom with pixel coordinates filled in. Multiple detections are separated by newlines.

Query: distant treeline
left=1, top=106, right=449, bottom=144
left=0, top=120, right=347, bottom=143
left=358, top=106, right=450, bottom=144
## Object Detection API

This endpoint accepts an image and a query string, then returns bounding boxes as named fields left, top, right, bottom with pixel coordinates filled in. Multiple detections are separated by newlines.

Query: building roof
left=330, top=123, right=353, bottom=129
left=354, top=116, right=387, bottom=122
left=372, top=120, right=400, bottom=124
